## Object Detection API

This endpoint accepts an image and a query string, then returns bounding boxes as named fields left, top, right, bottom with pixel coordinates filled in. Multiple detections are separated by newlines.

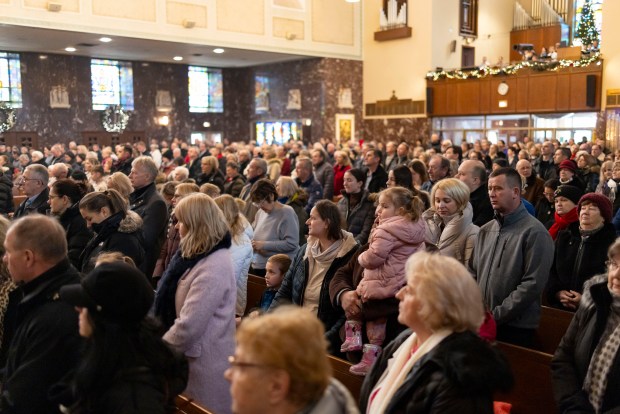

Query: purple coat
left=163, top=248, right=236, bottom=414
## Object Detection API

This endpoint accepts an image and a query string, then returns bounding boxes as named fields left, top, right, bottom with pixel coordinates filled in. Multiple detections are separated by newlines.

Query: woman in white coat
left=422, top=178, right=479, bottom=268
left=215, top=194, right=254, bottom=316
left=154, top=193, right=235, bottom=414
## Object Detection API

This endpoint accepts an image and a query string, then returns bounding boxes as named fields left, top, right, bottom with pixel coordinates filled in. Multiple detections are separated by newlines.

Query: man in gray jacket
left=470, top=167, right=554, bottom=347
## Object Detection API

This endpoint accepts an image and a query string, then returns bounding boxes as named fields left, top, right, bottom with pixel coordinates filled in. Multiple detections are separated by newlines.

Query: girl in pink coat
left=344, top=187, right=426, bottom=376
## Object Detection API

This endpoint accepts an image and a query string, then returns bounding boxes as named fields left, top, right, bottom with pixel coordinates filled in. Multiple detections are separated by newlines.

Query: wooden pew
left=174, top=395, right=214, bottom=414
left=495, top=341, right=556, bottom=414
left=328, top=355, right=364, bottom=402
left=532, top=306, right=574, bottom=355
left=12, top=195, right=26, bottom=210
left=244, top=273, right=268, bottom=315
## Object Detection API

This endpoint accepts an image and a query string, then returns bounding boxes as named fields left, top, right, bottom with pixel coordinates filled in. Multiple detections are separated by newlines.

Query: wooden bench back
left=244, top=273, right=268, bottom=315
left=532, top=306, right=574, bottom=355
left=327, top=355, right=364, bottom=402
left=12, top=195, right=26, bottom=210
left=495, top=341, right=556, bottom=414
left=174, top=395, right=214, bottom=414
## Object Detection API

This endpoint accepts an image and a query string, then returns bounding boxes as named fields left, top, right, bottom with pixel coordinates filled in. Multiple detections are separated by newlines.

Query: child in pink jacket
left=344, top=187, right=426, bottom=376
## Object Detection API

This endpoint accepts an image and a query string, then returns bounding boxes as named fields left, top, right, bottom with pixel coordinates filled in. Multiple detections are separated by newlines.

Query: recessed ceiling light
left=173, top=56, right=183, bottom=61
left=213, top=48, right=225, bottom=54
left=65, top=47, right=76, bottom=52
left=99, top=37, right=112, bottom=43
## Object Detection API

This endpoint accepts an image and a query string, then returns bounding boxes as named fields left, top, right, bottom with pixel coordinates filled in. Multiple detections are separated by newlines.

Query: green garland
left=0, top=103, right=16, bottom=134
left=101, top=105, right=130, bottom=133
left=426, top=53, right=601, bottom=81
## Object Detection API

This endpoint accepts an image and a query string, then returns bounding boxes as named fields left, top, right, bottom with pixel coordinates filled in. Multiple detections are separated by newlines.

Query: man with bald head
left=456, top=160, right=493, bottom=226
left=516, top=159, right=545, bottom=206
left=1, top=215, right=81, bottom=413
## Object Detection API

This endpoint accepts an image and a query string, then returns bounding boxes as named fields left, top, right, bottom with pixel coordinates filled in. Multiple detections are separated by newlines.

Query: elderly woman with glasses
left=552, top=239, right=620, bottom=413
left=249, top=179, right=299, bottom=276
left=360, top=252, right=512, bottom=414
left=225, top=306, right=359, bottom=414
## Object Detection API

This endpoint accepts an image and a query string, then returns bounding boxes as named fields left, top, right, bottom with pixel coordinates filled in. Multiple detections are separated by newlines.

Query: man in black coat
left=129, top=156, right=168, bottom=281
left=457, top=160, right=494, bottom=227
left=363, top=149, right=388, bottom=194
left=13, top=164, right=49, bottom=219
left=1, top=215, right=82, bottom=414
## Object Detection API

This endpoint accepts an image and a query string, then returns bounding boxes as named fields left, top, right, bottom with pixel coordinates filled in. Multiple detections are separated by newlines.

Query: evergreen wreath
left=0, top=103, right=16, bottom=134
left=101, top=105, right=130, bottom=133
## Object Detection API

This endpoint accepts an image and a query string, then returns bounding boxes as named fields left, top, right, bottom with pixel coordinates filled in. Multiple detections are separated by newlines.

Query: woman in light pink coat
left=343, top=187, right=426, bottom=376
left=155, top=193, right=235, bottom=414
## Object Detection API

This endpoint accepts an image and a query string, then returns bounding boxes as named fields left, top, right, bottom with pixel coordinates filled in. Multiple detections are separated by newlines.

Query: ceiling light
left=99, top=37, right=112, bottom=43
left=173, top=56, right=183, bottom=61
left=213, top=48, right=225, bottom=54
left=345, top=0, right=360, bottom=3
left=203, top=122, right=211, bottom=128
left=65, top=47, right=76, bottom=52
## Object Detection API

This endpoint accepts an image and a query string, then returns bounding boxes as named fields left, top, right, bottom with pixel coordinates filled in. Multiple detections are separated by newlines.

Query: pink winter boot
left=349, top=344, right=382, bottom=376
left=340, top=320, right=363, bottom=352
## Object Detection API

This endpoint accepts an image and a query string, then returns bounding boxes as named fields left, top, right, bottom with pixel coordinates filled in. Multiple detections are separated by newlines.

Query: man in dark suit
left=363, top=149, right=388, bottom=194
left=456, top=160, right=494, bottom=227
left=129, top=156, right=168, bottom=280
left=13, top=164, right=49, bottom=219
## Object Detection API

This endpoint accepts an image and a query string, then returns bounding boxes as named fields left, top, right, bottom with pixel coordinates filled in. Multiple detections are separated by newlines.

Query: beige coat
left=423, top=203, right=479, bottom=269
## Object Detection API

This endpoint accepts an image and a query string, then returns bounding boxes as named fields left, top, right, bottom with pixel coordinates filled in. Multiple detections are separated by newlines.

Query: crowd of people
left=0, top=133, right=619, bottom=413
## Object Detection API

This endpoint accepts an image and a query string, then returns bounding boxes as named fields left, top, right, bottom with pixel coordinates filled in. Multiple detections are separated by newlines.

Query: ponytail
left=379, top=187, right=423, bottom=222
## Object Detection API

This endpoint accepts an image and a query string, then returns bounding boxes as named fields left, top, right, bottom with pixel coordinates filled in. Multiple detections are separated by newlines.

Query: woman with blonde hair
left=360, top=252, right=512, bottom=413
left=153, top=183, right=199, bottom=280
left=155, top=193, right=235, bottom=414
left=196, top=156, right=225, bottom=191
left=225, top=306, right=358, bottom=414
left=276, top=176, right=308, bottom=245
left=215, top=194, right=253, bottom=316
left=422, top=178, right=479, bottom=268
left=265, top=146, right=282, bottom=182
left=106, top=172, right=133, bottom=200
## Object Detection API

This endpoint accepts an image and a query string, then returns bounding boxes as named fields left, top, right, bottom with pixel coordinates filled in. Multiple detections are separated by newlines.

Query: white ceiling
left=0, top=24, right=310, bottom=68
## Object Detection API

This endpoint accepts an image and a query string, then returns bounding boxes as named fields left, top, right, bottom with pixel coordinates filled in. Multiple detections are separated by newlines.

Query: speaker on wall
left=426, top=87, right=433, bottom=114
left=450, top=40, right=457, bottom=53
left=586, top=75, right=597, bottom=108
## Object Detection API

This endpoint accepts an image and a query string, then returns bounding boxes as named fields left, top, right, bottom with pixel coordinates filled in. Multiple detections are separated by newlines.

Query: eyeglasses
left=17, top=177, right=40, bottom=185
left=228, top=355, right=273, bottom=371
left=606, top=260, right=619, bottom=270
left=252, top=199, right=267, bottom=208
left=48, top=194, right=63, bottom=199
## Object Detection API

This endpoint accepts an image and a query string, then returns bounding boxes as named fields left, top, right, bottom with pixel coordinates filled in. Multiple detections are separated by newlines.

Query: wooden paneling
left=426, top=63, right=602, bottom=116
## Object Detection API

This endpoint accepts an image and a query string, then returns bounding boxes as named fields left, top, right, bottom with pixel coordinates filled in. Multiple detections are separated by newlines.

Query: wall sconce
left=304, top=119, right=312, bottom=126
left=182, top=20, right=196, bottom=29
left=203, top=121, right=211, bottom=128
left=498, top=100, right=508, bottom=108
left=158, top=115, right=170, bottom=126
left=462, top=36, right=475, bottom=45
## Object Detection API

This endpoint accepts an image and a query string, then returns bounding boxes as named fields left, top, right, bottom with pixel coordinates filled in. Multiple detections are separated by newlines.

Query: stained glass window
left=188, top=66, right=224, bottom=113
left=0, top=52, right=22, bottom=108
left=91, top=59, right=134, bottom=110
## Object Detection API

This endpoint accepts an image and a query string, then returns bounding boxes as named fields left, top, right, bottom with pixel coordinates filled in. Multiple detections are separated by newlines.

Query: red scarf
left=549, top=207, right=579, bottom=240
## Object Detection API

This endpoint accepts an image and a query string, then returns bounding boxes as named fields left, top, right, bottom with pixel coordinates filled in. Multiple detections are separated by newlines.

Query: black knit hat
left=554, top=185, right=584, bottom=205
left=60, top=262, right=154, bottom=327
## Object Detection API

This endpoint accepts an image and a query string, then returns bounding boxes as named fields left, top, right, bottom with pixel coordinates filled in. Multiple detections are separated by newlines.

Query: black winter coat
left=546, top=222, right=617, bottom=308
left=270, top=240, right=358, bottom=353
left=470, top=184, right=494, bottom=227
left=360, top=330, right=513, bottom=414
left=59, top=204, right=93, bottom=269
left=337, top=190, right=375, bottom=245
left=13, top=187, right=49, bottom=219
left=196, top=169, right=225, bottom=191
left=0, top=173, right=13, bottom=215
left=1, top=259, right=82, bottom=414
left=129, top=183, right=168, bottom=278
left=552, top=276, right=620, bottom=413
left=366, top=165, right=388, bottom=194
left=79, top=211, right=145, bottom=274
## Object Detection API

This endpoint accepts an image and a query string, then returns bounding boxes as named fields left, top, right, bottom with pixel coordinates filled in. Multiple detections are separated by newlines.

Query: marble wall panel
left=11, top=52, right=362, bottom=147
left=362, top=117, right=431, bottom=145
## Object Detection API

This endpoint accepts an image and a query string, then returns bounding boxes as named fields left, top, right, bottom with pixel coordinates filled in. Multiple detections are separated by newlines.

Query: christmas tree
left=575, top=0, right=600, bottom=47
